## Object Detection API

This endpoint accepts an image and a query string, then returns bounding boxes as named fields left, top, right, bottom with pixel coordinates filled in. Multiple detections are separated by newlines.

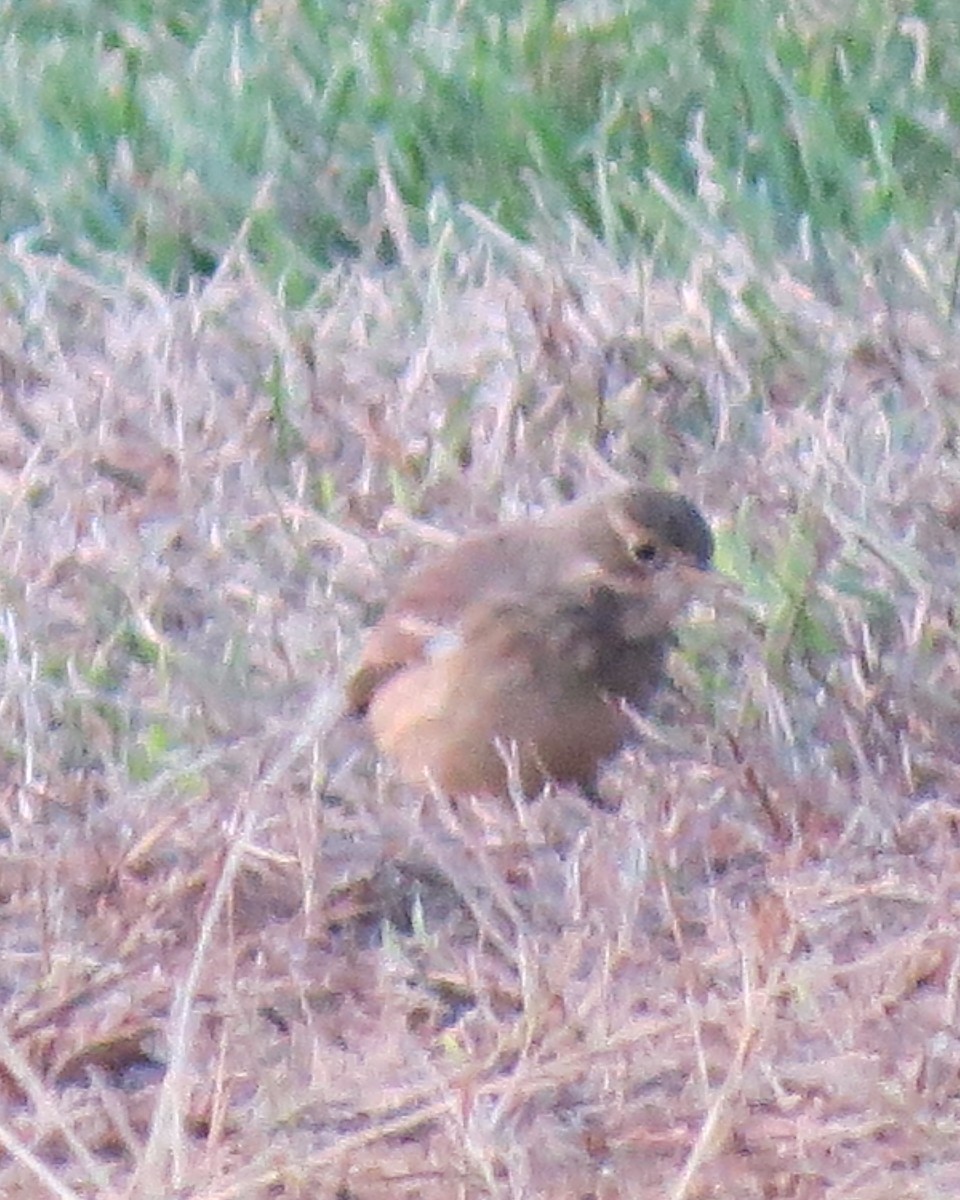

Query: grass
left=1, top=0, right=960, bottom=1197
left=2, top=0, right=960, bottom=288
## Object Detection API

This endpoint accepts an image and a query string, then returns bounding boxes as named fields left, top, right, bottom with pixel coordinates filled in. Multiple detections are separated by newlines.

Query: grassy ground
left=4, top=0, right=960, bottom=287
left=2, top=1, right=960, bottom=1197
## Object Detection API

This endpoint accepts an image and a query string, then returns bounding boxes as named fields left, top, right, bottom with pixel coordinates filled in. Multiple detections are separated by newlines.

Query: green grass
left=2, top=0, right=960, bottom=290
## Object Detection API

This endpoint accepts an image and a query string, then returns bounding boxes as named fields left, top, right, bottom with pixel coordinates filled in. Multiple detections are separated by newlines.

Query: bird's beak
left=672, top=561, right=726, bottom=599
left=681, top=546, right=713, bottom=573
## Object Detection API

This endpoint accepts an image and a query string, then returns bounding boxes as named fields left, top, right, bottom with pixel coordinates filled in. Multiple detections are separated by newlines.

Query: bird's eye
left=631, top=540, right=659, bottom=563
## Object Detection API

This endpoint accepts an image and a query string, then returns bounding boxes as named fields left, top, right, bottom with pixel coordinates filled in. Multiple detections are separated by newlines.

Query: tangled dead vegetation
left=0, top=224, right=959, bottom=1197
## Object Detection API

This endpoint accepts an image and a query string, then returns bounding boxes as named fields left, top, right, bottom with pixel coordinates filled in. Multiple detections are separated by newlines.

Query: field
left=2, top=1, right=960, bottom=1196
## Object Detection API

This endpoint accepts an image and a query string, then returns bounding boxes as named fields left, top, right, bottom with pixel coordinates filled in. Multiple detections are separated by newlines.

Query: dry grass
left=1, top=212, right=959, bottom=1198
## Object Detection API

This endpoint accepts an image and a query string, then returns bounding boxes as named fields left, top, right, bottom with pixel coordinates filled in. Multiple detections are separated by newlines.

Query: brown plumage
left=347, top=487, right=713, bottom=801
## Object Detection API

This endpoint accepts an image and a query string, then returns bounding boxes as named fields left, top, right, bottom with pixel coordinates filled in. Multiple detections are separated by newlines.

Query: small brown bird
left=347, top=487, right=713, bottom=801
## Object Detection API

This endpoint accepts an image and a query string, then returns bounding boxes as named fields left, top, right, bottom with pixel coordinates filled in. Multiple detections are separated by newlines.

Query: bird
left=346, top=486, right=714, bottom=803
